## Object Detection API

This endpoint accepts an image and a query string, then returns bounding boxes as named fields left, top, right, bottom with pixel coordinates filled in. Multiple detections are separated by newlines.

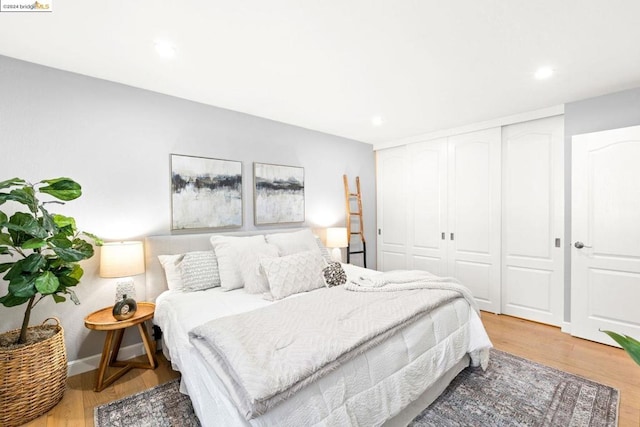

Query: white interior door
left=502, top=116, right=564, bottom=326
left=448, top=128, right=502, bottom=313
left=571, top=125, right=640, bottom=345
left=376, top=146, right=408, bottom=271
left=407, top=139, right=448, bottom=276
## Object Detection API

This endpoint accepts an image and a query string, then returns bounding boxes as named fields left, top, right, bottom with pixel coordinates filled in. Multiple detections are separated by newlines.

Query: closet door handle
left=450, top=233, right=454, bottom=241
left=574, top=241, right=592, bottom=249
left=441, top=232, right=445, bottom=240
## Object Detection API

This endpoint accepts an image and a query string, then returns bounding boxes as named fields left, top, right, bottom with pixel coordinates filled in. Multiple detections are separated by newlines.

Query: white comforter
left=189, top=281, right=481, bottom=420
left=154, top=264, right=492, bottom=426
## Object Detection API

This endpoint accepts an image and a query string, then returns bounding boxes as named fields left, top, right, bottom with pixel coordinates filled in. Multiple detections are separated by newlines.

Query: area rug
left=94, top=349, right=618, bottom=427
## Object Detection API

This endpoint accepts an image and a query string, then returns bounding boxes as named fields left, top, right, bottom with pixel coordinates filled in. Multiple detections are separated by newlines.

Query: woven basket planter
left=0, top=318, right=67, bottom=427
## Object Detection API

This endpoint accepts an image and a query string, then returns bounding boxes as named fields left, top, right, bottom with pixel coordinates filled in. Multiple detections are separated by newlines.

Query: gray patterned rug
left=94, top=349, right=618, bottom=427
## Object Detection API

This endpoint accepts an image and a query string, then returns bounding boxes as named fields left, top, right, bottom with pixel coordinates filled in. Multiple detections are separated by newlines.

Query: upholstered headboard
left=144, top=228, right=315, bottom=302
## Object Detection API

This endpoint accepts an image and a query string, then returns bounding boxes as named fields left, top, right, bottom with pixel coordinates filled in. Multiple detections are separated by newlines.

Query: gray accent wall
left=563, top=87, right=640, bottom=321
left=0, top=55, right=376, bottom=362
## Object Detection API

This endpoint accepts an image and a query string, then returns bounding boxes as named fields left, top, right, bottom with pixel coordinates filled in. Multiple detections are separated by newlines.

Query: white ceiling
left=1, top=1, right=639, bottom=145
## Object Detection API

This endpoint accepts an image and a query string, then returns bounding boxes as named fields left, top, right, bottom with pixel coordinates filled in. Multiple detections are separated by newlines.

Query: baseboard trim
left=67, top=342, right=146, bottom=377
left=561, top=322, right=571, bottom=334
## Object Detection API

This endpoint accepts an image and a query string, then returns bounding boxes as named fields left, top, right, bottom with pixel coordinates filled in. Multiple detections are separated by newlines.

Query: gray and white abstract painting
left=254, top=163, right=304, bottom=225
left=171, top=154, right=242, bottom=229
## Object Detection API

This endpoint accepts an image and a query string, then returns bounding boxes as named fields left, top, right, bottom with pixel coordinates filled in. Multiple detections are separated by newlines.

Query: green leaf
left=6, top=188, right=37, bottom=211
left=39, top=178, right=82, bottom=201
left=52, top=294, right=66, bottom=303
left=73, top=238, right=94, bottom=256
left=47, top=257, right=64, bottom=270
left=48, top=233, right=73, bottom=249
left=8, top=275, right=37, bottom=298
left=0, top=293, right=30, bottom=307
left=53, top=246, right=92, bottom=262
left=56, top=264, right=82, bottom=287
left=69, top=264, right=84, bottom=281
left=52, top=214, right=76, bottom=237
left=0, top=233, right=13, bottom=245
left=0, top=246, right=9, bottom=255
left=58, top=273, right=79, bottom=288
left=21, top=238, right=47, bottom=249
left=0, top=211, right=7, bottom=224
left=3, top=254, right=46, bottom=280
left=6, top=212, right=48, bottom=242
left=52, top=214, right=76, bottom=229
left=0, top=177, right=26, bottom=190
left=602, top=330, right=640, bottom=367
left=21, top=253, right=47, bottom=272
left=0, top=262, right=13, bottom=273
left=35, top=271, right=60, bottom=294
left=58, top=264, right=84, bottom=288
left=39, top=205, right=57, bottom=234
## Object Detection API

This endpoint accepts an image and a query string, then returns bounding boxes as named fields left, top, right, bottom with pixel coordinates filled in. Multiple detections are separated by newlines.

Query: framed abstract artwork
left=253, top=162, right=305, bottom=225
left=171, top=154, right=243, bottom=230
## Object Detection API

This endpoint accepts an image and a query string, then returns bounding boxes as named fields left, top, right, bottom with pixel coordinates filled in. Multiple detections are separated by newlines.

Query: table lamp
left=100, top=241, right=145, bottom=320
left=326, top=227, right=348, bottom=263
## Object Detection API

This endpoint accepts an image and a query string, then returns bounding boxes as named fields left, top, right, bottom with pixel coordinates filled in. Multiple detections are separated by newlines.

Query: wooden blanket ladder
left=343, top=175, right=367, bottom=268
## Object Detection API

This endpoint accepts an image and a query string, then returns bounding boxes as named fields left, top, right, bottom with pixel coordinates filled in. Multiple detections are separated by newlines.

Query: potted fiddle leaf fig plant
left=0, top=177, right=101, bottom=427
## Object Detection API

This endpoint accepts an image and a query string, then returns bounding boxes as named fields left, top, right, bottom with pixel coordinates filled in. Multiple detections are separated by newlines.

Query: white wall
left=0, top=55, right=376, bottom=363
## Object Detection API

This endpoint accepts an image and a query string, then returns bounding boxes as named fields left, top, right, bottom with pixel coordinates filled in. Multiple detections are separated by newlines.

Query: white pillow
left=158, top=254, right=185, bottom=291
left=260, top=250, right=327, bottom=300
left=210, top=235, right=279, bottom=293
left=180, top=251, right=220, bottom=292
left=266, top=229, right=321, bottom=256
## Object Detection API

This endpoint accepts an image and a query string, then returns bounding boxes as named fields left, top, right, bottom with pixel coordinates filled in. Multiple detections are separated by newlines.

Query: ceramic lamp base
left=331, top=247, right=343, bottom=263
left=115, top=278, right=136, bottom=303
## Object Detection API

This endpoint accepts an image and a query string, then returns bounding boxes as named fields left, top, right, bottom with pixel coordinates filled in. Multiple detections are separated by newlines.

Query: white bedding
left=154, top=263, right=492, bottom=426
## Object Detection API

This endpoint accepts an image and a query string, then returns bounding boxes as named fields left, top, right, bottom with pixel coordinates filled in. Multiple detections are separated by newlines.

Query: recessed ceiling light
left=154, top=40, right=176, bottom=59
left=371, top=115, right=385, bottom=127
left=534, top=66, right=553, bottom=80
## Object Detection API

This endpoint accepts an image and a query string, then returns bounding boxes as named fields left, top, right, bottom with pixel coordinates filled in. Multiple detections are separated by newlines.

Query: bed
left=145, top=229, right=492, bottom=427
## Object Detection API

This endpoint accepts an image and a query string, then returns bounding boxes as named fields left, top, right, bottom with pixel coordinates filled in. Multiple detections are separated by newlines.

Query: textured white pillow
left=266, top=229, right=321, bottom=256
left=158, top=254, right=185, bottom=291
left=260, top=250, right=327, bottom=300
left=180, top=251, right=220, bottom=292
left=210, top=235, right=279, bottom=293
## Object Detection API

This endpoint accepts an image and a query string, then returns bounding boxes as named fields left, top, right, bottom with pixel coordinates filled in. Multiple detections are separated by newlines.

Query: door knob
left=574, top=241, right=592, bottom=249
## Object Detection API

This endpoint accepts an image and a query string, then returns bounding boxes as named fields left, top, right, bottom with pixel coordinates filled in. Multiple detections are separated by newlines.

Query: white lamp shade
left=100, top=241, right=145, bottom=278
left=326, top=227, right=348, bottom=248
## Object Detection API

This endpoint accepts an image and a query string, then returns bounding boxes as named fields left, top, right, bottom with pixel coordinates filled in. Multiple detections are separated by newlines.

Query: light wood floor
left=20, top=313, right=640, bottom=426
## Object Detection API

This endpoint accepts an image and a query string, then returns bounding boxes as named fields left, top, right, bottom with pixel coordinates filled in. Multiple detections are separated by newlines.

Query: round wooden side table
left=84, top=302, right=158, bottom=392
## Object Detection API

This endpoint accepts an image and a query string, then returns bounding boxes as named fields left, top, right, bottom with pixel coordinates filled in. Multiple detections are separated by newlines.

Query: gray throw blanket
left=189, top=280, right=477, bottom=420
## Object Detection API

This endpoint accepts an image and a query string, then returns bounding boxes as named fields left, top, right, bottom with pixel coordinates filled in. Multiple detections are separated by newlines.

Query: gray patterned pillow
left=323, top=262, right=347, bottom=287
left=180, top=251, right=220, bottom=292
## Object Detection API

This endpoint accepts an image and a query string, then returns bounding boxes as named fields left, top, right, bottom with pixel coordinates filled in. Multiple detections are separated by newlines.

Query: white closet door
left=572, top=125, right=640, bottom=345
left=501, top=116, right=564, bottom=326
left=447, top=128, right=502, bottom=313
left=407, top=139, right=448, bottom=275
left=376, top=146, right=408, bottom=271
